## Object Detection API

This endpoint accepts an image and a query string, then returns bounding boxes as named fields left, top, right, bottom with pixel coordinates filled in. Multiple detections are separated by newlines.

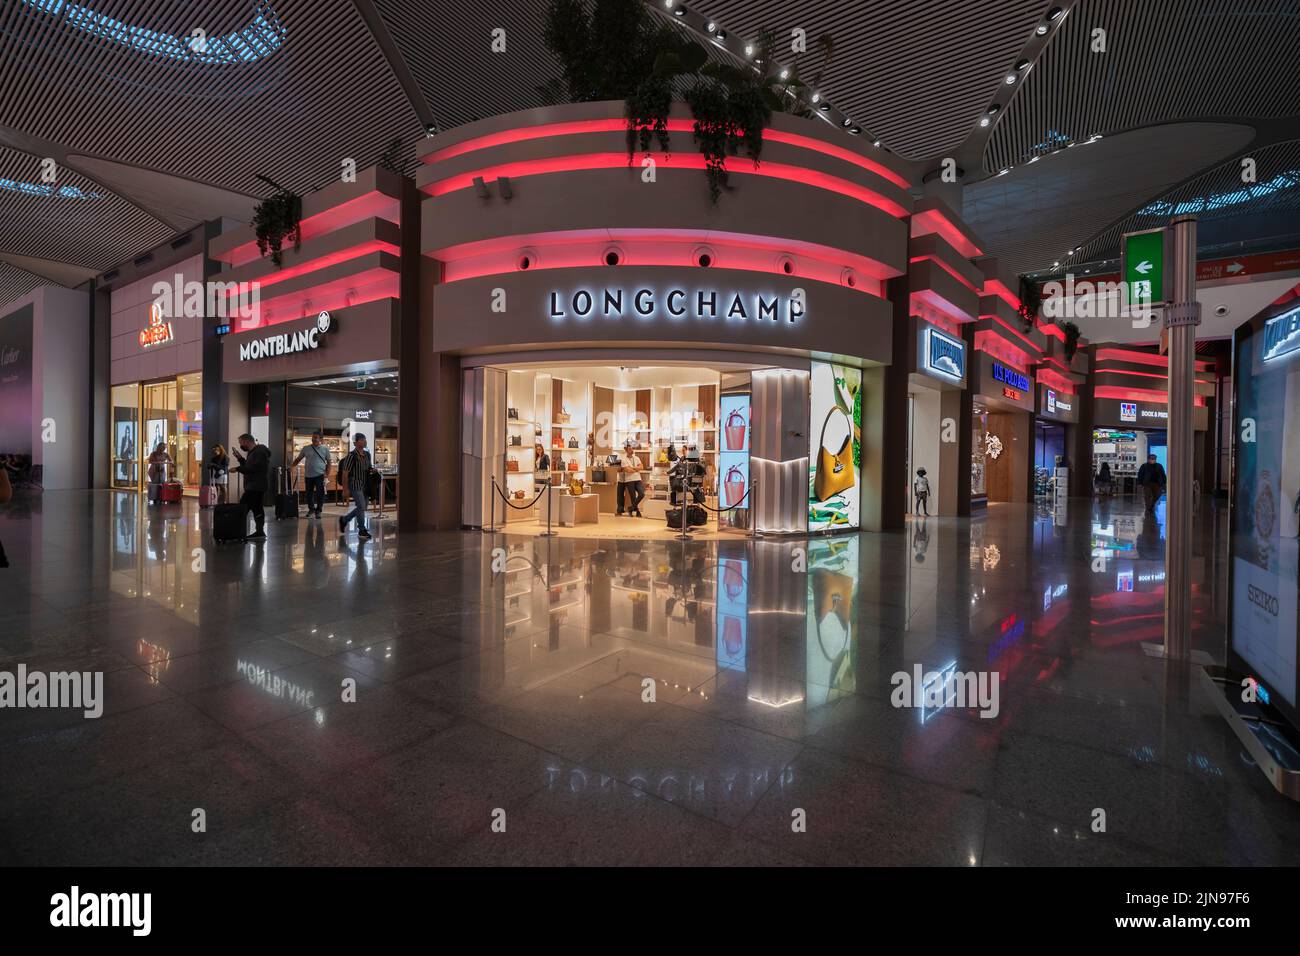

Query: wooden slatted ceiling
left=0, top=260, right=50, bottom=307
left=0, top=146, right=172, bottom=268
left=985, top=0, right=1300, bottom=173
left=687, top=0, right=1048, bottom=160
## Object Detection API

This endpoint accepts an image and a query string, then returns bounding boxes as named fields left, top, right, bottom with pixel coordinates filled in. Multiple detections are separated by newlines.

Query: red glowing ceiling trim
left=974, top=330, right=1032, bottom=370
left=428, top=227, right=898, bottom=280
left=982, top=278, right=1022, bottom=312
left=981, top=312, right=1044, bottom=355
left=421, top=117, right=912, bottom=190
left=1096, top=348, right=1213, bottom=373
left=915, top=312, right=964, bottom=337
left=215, top=192, right=400, bottom=267
left=1094, top=366, right=1177, bottom=381
left=910, top=254, right=980, bottom=293
left=218, top=240, right=400, bottom=297
left=1036, top=368, right=1075, bottom=394
left=237, top=268, right=399, bottom=331
left=1038, top=321, right=1067, bottom=342
left=422, top=152, right=910, bottom=218
left=910, top=289, right=976, bottom=324
left=910, top=208, right=983, bottom=257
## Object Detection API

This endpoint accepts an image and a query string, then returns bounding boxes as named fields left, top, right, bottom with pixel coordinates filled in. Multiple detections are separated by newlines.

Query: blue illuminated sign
left=1262, top=306, right=1300, bottom=363
left=924, top=327, right=965, bottom=382
left=991, top=362, right=1030, bottom=392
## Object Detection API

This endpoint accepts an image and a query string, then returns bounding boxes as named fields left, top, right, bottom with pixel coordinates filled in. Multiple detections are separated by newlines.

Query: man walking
left=232, top=433, right=271, bottom=540
left=1136, top=452, right=1167, bottom=514
left=291, top=431, right=332, bottom=518
left=338, top=433, right=373, bottom=540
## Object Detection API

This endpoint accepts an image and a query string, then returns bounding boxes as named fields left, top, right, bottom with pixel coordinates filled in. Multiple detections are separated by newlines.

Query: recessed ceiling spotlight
left=779, top=67, right=790, bottom=79
left=744, top=43, right=754, bottom=56
left=673, top=5, right=686, bottom=15
left=1088, top=133, right=1103, bottom=143
left=1015, top=59, right=1030, bottom=71
left=818, top=103, right=830, bottom=111
left=979, top=116, right=990, bottom=127
left=1004, top=73, right=1017, bottom=85
left=1036, top=23, right=1049, bottom=35
left=987, top=104, right=1001, bottom=115
left=1047, top=6, right=1063, bottom=20
left=706, top=21, right=716, bottom=32
left=715, top=29, right=726, bottom=39
left=998, top=168, right=1010, bottom=176
left=811, top=92, right=820, bottom=103
left=1029, top=155, right=1039, bottom=163
left=664, top=0, right=674, bottom=7
left=841, top=118, right=852, bottom=127
left=1053, top=261, right=1060, bottom=268
left=849, top=126, right=861, bottom=135
left=872, top=139, right=881, bottom=147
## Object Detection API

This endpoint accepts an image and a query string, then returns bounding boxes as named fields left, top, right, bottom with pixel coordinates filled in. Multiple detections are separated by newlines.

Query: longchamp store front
left=417, top=101, right=918, bottom=537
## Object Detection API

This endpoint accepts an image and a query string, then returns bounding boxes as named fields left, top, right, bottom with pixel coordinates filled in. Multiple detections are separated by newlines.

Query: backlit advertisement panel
left=808, top=361, right=861, bottom=532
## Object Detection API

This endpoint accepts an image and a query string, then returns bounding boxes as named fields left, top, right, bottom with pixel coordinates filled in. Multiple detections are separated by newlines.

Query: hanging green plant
left=1060, top=320, right=1082, bottom=360
left=1018, top=275, right=1042, bottom=333
left=251, top=180, right=301, bottom=268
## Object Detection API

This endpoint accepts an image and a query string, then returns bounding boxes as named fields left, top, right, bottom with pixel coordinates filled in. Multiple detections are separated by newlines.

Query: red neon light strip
left=910, top=254, right=980, bottom=293
left=218, top=240, right=400, bottom=298
left=974, top=330, right=1032, bottom=370
left=422, top=152, right=910, bottom=219
left=982, top=312, right=1044, bottom=356
left=215, top=191, right=400, bottom=266
left=1036, top=368, right=1075, bottom=394
left=1096, top=347, right=1214, bottom=372
left=421, top=117, right=913, bottom=190
left=1094, top=385, right=1205, bottom=407
left=910, top=208, right=983, bottom=257
left=982, top=278, right=1022, bottom=312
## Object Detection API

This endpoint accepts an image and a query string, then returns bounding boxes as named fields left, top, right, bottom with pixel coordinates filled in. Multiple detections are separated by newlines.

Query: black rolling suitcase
left=275, top=468, right=299, bottom=520
left=213, top=474, right=248, bottom=543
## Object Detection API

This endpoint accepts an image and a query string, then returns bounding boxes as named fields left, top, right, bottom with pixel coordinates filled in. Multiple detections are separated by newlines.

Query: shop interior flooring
left=2, top=490, right=1298, bottom=866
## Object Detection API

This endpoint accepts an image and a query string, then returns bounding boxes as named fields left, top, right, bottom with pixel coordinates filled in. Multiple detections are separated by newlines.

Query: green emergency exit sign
left=1123, top=228, right=1166, bottom=308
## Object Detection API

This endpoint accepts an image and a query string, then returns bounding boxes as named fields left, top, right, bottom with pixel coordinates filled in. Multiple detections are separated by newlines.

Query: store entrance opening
left=474, top=362, right=756, bottom=538
left=1092, top=427, right=1166, bottom=498
left=1035, top=421, right=1066, bottom=498
left=286, top=368, right=398, bottom=515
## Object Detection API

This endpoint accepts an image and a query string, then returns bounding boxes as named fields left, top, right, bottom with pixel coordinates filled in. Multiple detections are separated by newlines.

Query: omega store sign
left=429, top=269, right=894, bottom=364
left=1037, top=384, right=1079, bottom=424
left=221, top=300, right=399, bottom=384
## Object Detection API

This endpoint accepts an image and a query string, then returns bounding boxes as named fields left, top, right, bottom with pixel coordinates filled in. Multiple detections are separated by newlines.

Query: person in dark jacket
left=1136, top=453, right=1167, bottom=514
left=233, top=433, right=271, bottom=540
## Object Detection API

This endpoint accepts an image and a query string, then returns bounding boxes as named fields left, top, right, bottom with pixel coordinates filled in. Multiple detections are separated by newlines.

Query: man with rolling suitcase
left=232, top=433, right=271, bottom=541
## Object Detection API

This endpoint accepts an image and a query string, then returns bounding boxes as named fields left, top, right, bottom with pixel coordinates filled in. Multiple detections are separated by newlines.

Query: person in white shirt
left=616, top=442, right=645, bottom=517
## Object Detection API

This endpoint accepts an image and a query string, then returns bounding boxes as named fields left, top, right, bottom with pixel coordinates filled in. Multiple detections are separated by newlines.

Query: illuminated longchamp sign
left=923, top=328, right=965, bottom=382
left=1262, top=306, right=1300, bottom=363
left=548, top=288, right=804, bottom=325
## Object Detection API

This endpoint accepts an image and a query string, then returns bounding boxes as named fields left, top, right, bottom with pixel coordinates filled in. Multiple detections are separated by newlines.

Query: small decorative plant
left=1060, top=320, right=1082, bottom=360
left=377, top=137, right=405, bottom=173
left=251, top=174, right=301, bottom=268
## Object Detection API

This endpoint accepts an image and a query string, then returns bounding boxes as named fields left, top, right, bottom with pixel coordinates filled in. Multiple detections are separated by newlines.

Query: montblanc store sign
left=548, top=287, right=804, bottom=325
left=239, top=312, right=331, bottom=362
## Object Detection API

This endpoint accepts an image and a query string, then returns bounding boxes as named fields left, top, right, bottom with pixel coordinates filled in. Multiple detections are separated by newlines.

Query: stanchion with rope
left=489, top=478, right=552, bottom=536
left=673, top=483, right=755, bottom=540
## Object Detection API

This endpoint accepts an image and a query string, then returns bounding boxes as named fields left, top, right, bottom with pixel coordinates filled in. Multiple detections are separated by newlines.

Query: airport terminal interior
left=2, top=0, right=1300, bottom=885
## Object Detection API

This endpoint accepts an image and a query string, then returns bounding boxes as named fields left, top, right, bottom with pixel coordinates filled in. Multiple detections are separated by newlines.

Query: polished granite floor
left=1, top=490, right=1297, bottom=867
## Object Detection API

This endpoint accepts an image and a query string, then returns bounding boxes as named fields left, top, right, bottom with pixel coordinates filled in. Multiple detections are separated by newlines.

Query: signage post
left=1164, top=215, right=1199, bottom=660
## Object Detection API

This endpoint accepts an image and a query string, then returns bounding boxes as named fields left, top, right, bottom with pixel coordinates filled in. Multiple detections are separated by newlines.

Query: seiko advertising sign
left=923, top=327, right=965, bottom=383
left=547, top=287, right=804, bottom=325
left=1262, top=305, right=1300, bottom=363
left=238, top=312, right=331, bottom=362
left=991, top=362, right=1031, bottom=392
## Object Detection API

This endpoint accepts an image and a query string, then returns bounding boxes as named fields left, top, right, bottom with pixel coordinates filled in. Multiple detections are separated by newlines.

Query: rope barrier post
left=749, top=476, right=758, bottom=541
left=677, top=490, right=692, bottom=542
left=538, top=483, right=556, bottom=538
left=487, top=474, right=497, bottom=535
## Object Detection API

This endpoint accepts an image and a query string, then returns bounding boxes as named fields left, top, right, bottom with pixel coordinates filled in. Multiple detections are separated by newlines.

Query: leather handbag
left=568, top=477, right=585, bottom=496
left=723, top=464, right=747, bottom=507
left=567, top=437, right=579, bottom=448
left=567, top=460, right=579, bottom=471
left=813, top=405, right=855, bottom=502
left=509, top=434, right=522, bottom=446
left=506, top=459, right=520, bottom=473
left=555, top=410, right=571, bottom=424
left=591, top=469, right=607, bottom=483
left=507, top=407, right=519, bottom=420
left=724, top=408, right=746, bottom=450
left=514, top=489, right=526, bottom=499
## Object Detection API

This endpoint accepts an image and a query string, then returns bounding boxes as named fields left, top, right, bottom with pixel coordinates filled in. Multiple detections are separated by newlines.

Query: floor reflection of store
left=482, top=537, right=858, bottom=715
left=110, top=372, right=204, bottom=495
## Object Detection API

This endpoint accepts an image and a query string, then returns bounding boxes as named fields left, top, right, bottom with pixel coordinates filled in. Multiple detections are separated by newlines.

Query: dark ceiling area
left=1, top=0, right=1298, bottom=308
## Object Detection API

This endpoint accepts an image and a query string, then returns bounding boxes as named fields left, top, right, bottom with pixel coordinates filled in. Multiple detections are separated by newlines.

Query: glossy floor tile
left=1, top=490, right=1297, bottom=866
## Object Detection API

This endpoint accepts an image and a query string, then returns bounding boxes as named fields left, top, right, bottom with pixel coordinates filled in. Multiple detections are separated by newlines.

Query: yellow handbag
left=813, top=406, right=855, bottom=502
left=568, top=477, right=585, bottom=496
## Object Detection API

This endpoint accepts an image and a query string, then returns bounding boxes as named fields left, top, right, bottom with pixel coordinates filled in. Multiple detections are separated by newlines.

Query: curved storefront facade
left=416, top=101, right=920, bottom=536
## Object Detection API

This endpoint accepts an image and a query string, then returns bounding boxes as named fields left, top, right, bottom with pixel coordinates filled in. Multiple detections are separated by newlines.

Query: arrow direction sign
left=1122, top=228, right=1166, bottom=311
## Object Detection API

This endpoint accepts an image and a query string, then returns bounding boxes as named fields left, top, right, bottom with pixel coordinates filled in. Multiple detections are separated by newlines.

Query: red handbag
left=724, top=407, right=747, bottom=451
left=724, top=464, right=746, bottom=507
left=722, top=615, right=743, bottom=655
